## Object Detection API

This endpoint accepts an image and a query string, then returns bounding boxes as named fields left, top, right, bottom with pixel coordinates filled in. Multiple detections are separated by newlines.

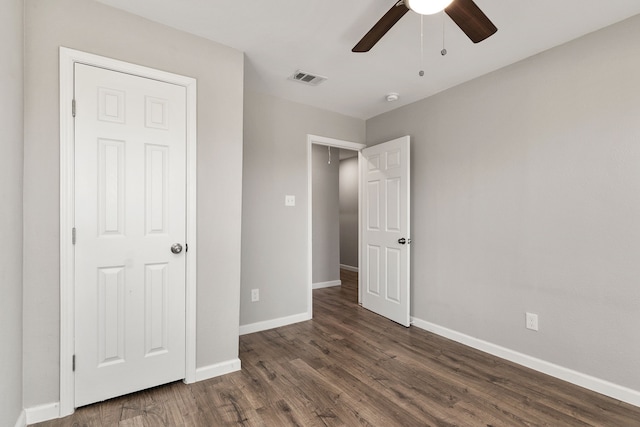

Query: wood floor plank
left=32, top=269, right=640, bottom=426
left=287, top=357, right=408, bottom=427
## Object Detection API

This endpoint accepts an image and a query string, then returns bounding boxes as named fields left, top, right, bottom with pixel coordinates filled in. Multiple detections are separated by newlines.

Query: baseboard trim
left=195, top=358, right=242, bottom=382
left=339, top=264, right=359, bottom=272
left=25, top=402, right=60, bottom=425
left=239, top=312, right=311, bottom=336
left=14, top=410, right=26, bottom=427
left=313, top=280, right=341, bottom=290
left=411, top=317, right=640, bottom=408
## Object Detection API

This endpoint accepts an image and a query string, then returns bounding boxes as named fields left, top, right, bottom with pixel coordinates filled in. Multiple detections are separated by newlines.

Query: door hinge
left=72, top=99, right=76, bottom=117
left=72, top=227, right=76, bottom=245
left=72, top=354, right=76, bottom=372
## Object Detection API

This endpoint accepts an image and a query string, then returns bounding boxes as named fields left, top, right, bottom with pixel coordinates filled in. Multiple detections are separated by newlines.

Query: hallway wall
left=339, top=156, right=359, bottom=269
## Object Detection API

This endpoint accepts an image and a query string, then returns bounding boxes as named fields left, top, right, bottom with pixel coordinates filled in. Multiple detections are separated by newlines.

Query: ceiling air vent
left=289, top=70, right=327, bottom=86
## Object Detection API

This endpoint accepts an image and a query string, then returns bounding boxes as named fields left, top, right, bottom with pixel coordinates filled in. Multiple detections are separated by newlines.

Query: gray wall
left=23, top=0, right=244, bottom=407
left=339, top=156, right=359, bottom=268
left=366, top=15, right=640, bottom=391
left=312, top=144, right=340, bottom=284
left=241, top=90, right=364, bottom=326
left=0, top=0, right=24, bottom=425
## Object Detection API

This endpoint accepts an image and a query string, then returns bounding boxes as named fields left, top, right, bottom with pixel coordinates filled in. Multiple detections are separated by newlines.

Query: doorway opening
left=306, top=135, right=365, bottom=318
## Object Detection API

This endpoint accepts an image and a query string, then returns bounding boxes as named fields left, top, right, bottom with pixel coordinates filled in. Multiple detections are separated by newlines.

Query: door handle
left=170, top=243, right=183, bottom=254
left=398, top=238, right=412, bottom=245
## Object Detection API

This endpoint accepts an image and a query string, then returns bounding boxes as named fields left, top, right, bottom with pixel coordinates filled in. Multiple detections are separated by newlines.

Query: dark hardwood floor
left=34, top=269, right=640, bottom=426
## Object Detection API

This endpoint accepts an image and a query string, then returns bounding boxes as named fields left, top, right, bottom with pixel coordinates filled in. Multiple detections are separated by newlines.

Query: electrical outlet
left=251, top=289, right=259, bottom=302
left=285, top=195, right=296, bottom=207
left=526, top=312, right=539, bottom=331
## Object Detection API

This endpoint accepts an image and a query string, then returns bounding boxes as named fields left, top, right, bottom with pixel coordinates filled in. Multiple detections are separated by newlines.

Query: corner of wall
left=13, top=411, right=26, bottom=427
left=195, top=359, right=242, bottom=383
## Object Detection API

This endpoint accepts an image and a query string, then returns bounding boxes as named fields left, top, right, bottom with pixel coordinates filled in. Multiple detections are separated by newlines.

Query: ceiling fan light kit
left=405, top=0, right=454, bottom=15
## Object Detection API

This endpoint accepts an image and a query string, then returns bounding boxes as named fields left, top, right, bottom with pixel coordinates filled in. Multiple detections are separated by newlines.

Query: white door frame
left=59, top=47, right=198, bottom=417
left=306, top=135, right=366, bottom=318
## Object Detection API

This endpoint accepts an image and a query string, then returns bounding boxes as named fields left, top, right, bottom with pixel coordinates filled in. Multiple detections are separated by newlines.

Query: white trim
left=195, top=358, right=242, bottom=382
left=59, top=47, right=198, bottom=415
left=59, top=46, right=75, bottom=418
left=25, top=403, right=59, bottom=425
left=183, top=53, right=198, bottom=385
left=239, top=312, right=311, bottom=336
left=357, top=152, right=364, bottom=305
left=307, top=135, right=365, bottom=320
left=339, top=264, right=359, bottom=272
left=313, top=280, right=341, bottom=289
left=411, top=317, right=640, bottom=408
left=14, top=410, right=26, bottom=427
left=306, top=138, right=313, bottom=319
left=308, top=134, right=366, bottom=151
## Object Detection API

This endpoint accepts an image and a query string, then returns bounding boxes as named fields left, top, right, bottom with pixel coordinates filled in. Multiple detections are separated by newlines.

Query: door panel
left=97, top=266, right=125, bottom=366
left=386, top=247, right=401, bottom=302
left=361, top=136, right=410, bottom=326
left=98, top=139, right=125, bottom=236
left=74, top=63, right=187, bottom=407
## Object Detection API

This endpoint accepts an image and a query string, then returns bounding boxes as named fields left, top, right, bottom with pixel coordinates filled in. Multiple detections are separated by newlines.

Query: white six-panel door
left=74, top=63, right=187, bottom=407
left=361, top=136, right=411, bottom=327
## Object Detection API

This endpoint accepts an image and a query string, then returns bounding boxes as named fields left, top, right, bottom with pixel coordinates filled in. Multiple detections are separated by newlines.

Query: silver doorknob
left=398, top=238, right=406, bottom=245
left=170, top=243, right=183, bottom=254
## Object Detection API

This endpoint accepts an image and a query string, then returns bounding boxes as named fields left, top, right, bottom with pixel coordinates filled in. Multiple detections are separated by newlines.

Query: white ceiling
left=96, top=0, right=640, bottom=120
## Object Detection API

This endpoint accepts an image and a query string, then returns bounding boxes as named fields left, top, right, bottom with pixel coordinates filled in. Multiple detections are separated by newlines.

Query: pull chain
left=441, top=11, right=448, bottom=56
left=419, top=14, right=425, bottom=77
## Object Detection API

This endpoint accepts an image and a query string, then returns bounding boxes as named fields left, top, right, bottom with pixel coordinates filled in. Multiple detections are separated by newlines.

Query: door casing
left=59, top=47, right=198, bottom=417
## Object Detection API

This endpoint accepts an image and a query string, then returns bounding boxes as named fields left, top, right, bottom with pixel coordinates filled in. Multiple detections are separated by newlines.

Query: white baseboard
left=14, top=410, right=26, bottom=427
left=411, top=317, right=640, bottom=408
left=195, top=358, right=242, bottom=382
left=313, top=280, right=341, bottom=290
left=340, top=264, right=359, bottom=272
left=239, top=312, right=311, bottom=336
left=25, top=402, right=60, bottom=425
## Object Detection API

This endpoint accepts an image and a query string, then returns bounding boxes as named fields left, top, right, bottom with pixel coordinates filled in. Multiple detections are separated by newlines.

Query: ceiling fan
left=353, top=0, right=497, bottom=52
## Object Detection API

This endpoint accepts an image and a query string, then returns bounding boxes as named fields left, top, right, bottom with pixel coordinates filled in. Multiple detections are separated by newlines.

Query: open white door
left=360, top=136, right=410, bottom=326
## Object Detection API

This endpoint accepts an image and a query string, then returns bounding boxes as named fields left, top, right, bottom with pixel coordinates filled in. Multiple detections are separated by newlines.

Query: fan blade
left=352, top=1, right=410, bottom=52
left=445, top=0, right=497, bottom=43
